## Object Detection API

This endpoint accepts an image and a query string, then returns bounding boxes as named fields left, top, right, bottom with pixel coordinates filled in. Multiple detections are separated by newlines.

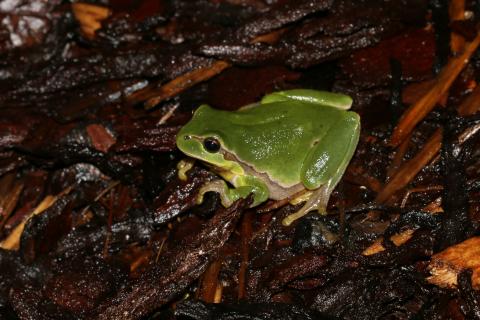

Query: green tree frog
left=176, top=89, right=360, bottom=226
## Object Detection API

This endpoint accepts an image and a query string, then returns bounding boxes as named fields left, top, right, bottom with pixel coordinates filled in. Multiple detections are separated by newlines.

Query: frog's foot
left=198, top=180, right=236, bottom=207
left=197, top=180, right=254, bottom=207
left=177, top=159, right=195, bottom=181
left=282, top=182, right=333, bottom=226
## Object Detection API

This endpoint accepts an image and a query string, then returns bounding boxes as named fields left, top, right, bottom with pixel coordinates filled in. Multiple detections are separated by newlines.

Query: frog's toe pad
left=282, top=184, right=331, bottom=226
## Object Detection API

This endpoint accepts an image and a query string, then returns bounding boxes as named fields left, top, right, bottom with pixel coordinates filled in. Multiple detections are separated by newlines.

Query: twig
left=157, top=103, right=180, bottom=125
left=139, top=28, right=287, bottom=109
left=144, top=61, right=231, bottom=109
left=198, top=259, right=223, bottom=303
left=389, top=32, right=480, bottom=147
left=386, top=133, right=411, bottom=180
left=376, top=84, right=480, bottom=204
left=400, top=185, right=444, bottom=208
left=362, top=229, right=415, bottom=256
left=377, top=129, right=443, bottom=204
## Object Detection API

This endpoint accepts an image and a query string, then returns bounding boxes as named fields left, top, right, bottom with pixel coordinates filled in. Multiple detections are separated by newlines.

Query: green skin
left=176, top=89, right=360, bottom=226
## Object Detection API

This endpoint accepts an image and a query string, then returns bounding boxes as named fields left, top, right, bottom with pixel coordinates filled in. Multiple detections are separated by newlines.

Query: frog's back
left=200, top=101, right=349, bottom=187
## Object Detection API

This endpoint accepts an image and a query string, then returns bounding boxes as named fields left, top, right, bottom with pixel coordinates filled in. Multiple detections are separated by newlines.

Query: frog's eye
left=203, top=137, right=220, bottom=153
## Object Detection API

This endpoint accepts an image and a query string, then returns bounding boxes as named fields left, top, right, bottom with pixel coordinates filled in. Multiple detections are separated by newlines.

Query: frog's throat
left=205, top=160, right=245, bottom=184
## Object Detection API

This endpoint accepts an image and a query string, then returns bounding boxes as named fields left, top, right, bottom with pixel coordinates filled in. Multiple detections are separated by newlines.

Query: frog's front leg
left=282, top=112, right=360, bottom=226
left=197, top=175, right=269, bottom=208
left=197, top=180, right=248, bottom=207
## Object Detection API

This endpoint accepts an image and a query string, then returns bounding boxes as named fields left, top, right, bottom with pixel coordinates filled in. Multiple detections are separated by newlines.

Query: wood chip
left=0, top=187, right=72, bottom=250
left=0, top=173, right=23, bottom=230
left=376, top=129, right=443, bottom=204
left=86, top=124, right=116, bottom=153
left=72, top=3, right=111, bottom=39
left=427, top=236, right=480, bottom=289
left=362, top=229, right=416, bottom=256
left=251, top=27, right=287, bottom=44
left=364, top=196, right=442, bottom=256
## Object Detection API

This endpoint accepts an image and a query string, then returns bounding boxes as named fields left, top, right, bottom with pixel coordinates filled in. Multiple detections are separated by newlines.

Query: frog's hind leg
left=282, top=112, right=360, bottom=226
left=282, top=180, right=334, bottom=226
left=261, top=89, right=353, bottom=110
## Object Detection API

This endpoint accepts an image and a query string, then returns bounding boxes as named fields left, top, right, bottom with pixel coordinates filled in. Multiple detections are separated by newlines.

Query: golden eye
left=203, top=137, right=220, bottom=153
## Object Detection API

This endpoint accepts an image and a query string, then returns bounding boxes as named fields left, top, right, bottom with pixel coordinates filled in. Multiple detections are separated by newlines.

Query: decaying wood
left=428, top=236, right=480, bottom=289
left=366, top=82, right=480, bottom=255
left=0, top=173, right=24, bottom=231
left=389, top=32, right=480, bottom=148
left=367, top=83, right=480, bottom=251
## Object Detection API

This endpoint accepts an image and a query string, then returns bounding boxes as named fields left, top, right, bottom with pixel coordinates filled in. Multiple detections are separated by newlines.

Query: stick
left=389, top=32, right=480, bottom=147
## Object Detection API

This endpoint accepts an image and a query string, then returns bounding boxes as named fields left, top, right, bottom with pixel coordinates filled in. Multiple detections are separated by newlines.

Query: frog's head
left=176, top=105, right=244, bottom=177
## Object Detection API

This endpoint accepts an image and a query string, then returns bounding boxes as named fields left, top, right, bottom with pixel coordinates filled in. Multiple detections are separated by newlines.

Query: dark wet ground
left=0, top=0, right=479, bottom=319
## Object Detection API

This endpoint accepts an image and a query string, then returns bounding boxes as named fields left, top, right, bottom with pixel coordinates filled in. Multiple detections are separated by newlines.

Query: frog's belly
left=264, top=179, right=305, bottom=200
